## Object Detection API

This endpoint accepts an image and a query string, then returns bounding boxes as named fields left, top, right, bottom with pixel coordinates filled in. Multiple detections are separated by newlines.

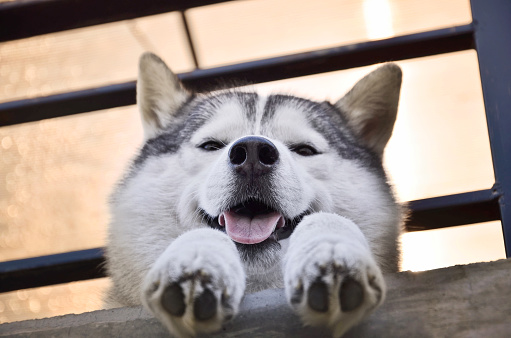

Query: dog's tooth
left=218, top=213, right=226, bottom=227
left=277, top=216, right=285, bottom=229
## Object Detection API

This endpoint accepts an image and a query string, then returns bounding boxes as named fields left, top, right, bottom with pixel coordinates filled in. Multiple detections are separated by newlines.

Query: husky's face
left=194, top=94, right=318, bottom=228
left=125, top=53, right=401, bottom=275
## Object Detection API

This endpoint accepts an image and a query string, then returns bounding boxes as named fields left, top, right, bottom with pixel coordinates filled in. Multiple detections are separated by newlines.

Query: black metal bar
left=0, top=24, right=474, bottom=127
left=471, top=0, right=511, bottom=257
left=0, top=81, right=136, bottom=127
left=0, top=248, right=106, bottom=293
left=183, top=24, right=474, bottom=91
left=406, top=189, right=501, bottom=232
left=0, top=190, right=501, bottom=292
left=180, top=11, right=200, bottom=69
left=0, top=0, right=234, bottom=43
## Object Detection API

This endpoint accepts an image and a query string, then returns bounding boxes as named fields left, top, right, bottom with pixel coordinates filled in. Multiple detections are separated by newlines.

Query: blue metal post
left=471, top=0, right=511, bottom=257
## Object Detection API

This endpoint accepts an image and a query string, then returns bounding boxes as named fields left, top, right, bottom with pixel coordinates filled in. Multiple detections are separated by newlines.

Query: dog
left=105, top=52, right=403, bottom=337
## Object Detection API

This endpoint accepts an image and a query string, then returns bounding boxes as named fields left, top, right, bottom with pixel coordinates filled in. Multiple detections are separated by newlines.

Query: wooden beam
left=2, top=259, right=510, bottom=337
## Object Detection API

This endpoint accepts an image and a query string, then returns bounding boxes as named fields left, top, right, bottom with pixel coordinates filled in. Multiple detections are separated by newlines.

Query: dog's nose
left=229, top=136, right=279, bottom=177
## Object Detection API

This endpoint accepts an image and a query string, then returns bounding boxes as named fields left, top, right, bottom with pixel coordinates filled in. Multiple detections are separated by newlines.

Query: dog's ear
left=335, top=63, right=402, bottom=157
left=137, top=52, right=191, bottom=139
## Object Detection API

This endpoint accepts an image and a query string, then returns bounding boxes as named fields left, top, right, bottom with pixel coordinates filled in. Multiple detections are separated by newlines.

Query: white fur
left=106, top=53, right=403, bottom=337
left=142, top=229, right=245, bottom=337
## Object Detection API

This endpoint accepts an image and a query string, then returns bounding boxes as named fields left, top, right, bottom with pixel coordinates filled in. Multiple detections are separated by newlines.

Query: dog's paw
left=284, top=213, right=385, bottom=337
left=142, top=228, right=245, bottom=337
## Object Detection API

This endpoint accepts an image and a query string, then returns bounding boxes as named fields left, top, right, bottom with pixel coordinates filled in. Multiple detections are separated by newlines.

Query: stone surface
left=1, top=259, right=511, bottom=337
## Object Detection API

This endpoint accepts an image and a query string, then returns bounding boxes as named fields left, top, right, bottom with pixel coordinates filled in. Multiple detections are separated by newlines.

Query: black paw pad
left=307, top=280, right=329, bottom=312
left=194, top=288, right=217, bottom=321
left=161, top=283, right=186, bottom=317
left=339, top=277, right=364, bottom=312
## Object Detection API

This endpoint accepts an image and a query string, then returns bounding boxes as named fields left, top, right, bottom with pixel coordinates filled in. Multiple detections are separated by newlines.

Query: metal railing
left=0, top=0, right=509, bottom=293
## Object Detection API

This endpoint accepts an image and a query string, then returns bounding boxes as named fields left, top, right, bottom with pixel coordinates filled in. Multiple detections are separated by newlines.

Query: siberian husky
left=106, top=52, right=403, bottom=337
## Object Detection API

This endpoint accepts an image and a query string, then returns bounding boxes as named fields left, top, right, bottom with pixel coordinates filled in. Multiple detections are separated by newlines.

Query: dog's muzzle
left=200, top=136, right=311, bottom=247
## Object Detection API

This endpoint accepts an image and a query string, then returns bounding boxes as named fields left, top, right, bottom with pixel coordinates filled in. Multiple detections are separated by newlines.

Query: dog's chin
left=236, top=239, right=282, bottom=272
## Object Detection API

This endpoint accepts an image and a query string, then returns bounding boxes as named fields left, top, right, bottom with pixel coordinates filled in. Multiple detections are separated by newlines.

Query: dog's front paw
left=142, top=229, right=245, bottom=337
left=284, top=213, right=385, bottom=337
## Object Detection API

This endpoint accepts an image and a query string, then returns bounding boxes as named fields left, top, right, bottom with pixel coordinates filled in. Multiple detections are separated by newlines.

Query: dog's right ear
left=137, top=52, right=191, bottom=139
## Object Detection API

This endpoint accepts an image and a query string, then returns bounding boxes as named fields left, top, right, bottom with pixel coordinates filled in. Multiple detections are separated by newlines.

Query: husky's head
left=126, top=53, right=402, bottom=278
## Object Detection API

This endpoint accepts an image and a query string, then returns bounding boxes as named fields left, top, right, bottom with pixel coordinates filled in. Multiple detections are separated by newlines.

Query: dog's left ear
left=335, top=63, right=402, bottom=157
left=137, top=52, right=191, bottom=139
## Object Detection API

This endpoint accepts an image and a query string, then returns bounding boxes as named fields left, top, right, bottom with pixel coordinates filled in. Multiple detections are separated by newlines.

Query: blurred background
left=0, top=0, right=505, bottom=324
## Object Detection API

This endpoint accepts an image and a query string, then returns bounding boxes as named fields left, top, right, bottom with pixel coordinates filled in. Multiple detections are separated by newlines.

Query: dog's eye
left=198, top=140, right=225, bottom=151
left=290, top=144, right=319, bottom=156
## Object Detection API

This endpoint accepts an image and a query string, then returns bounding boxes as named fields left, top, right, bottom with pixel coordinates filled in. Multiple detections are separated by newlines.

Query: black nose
left=229, top=136, right=279, bottom=177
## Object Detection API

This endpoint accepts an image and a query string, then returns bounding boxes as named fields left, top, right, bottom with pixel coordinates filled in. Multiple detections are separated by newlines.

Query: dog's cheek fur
left=175, top=144, right=225, bottom=223
left=284, top=145, right=401, bottom=273
left=270, top=143, right=317, bottom=217
left=107, top=142, right=230, bottom=304
left=107, top=155, right=191, bottom=306
left=325, top=157, right=401, bottom=272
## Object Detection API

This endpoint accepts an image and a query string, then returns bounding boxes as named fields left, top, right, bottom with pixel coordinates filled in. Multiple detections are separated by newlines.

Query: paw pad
left=339, top=277, right=364, bottom=312
left=160, top=283, right=219, bottom=322
left=194, top=288, right=217, bottom=321
left=161, top=283, right=186, bottom=317
left=307, top=280, right=329, bottom=312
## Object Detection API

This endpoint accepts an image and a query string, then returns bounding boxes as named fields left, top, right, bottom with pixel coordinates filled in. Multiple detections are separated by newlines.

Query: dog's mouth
left=219, top=200, right=285, bottom=244
left=202, top=199, right=310, bottom=244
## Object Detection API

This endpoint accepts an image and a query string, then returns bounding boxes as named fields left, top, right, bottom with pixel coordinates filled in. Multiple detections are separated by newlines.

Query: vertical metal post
left=470, top=0, right=511, bottom=257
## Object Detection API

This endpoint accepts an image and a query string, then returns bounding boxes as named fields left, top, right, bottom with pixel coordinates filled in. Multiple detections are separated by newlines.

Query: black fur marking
left=194, top=288, right=217, bottom=321
left=312, top=101, right=383, bottom=170
left=132, top=92, right=259, bottom=171
left=133, top=94, right=202, bottom=168
left=261, top=94, right=288, bottom=124
left=161, top=283, right=186, bottom=317
left=308, top=279, right=330, bottom=312
left=262, top=95, right=384, bottom=172
left=339, top=277, right=364, bottom=312
left=237, top=92, right=258, bottom=125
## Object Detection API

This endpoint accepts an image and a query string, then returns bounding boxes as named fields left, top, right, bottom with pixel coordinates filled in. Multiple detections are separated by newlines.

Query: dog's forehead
left=189, top=92, right=257, bottom=142
left=260, top=95, right=330, bottom=145
left=191, top=92, right=324, bottom=143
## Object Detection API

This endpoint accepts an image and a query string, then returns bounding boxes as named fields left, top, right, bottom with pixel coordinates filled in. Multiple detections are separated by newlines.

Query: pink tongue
left=219, top=211, right=283, bottom=244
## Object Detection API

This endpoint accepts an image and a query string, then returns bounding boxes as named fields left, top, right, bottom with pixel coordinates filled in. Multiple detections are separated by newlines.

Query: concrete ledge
left=1, top=259, right=511, bottom=337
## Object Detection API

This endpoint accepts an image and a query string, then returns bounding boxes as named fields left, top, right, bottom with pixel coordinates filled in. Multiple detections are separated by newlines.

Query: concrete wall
left=1, top=259, right=510, bottom=337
